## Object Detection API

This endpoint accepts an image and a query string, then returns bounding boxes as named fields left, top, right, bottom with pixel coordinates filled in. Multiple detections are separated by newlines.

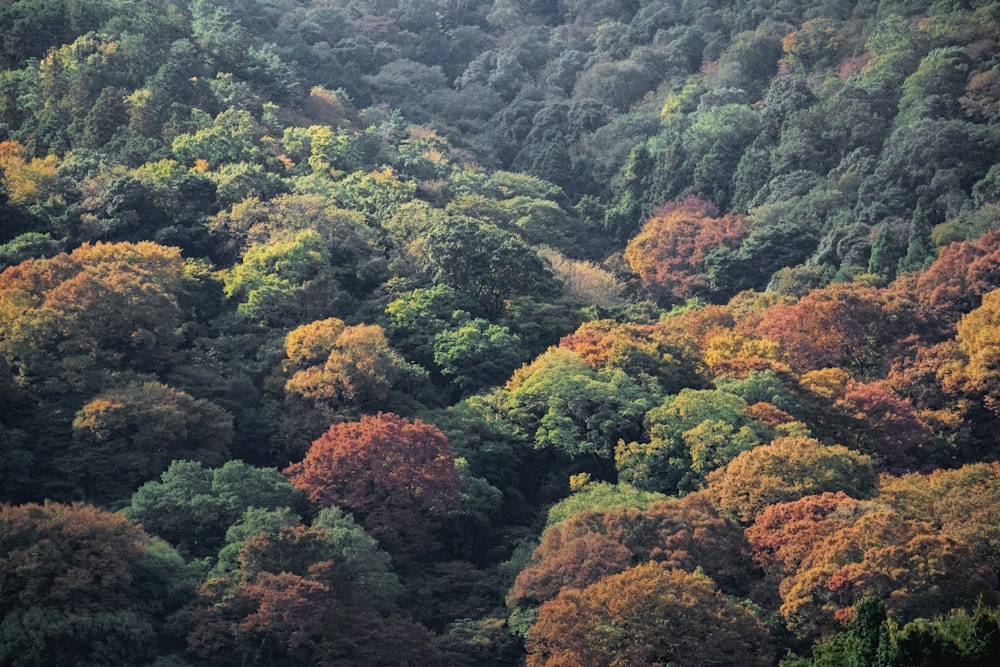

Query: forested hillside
left=4, top=0, right=1000, bottom=665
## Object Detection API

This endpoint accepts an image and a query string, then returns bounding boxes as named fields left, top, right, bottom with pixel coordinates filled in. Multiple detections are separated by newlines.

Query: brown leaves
left=509, top=493, right=754, bottom=610
left=0, top=501, right=146, bottom=613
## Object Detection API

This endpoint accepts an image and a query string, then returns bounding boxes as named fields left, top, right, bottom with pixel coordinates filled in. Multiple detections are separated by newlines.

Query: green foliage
left=384, top=284, right=462, bottom=369
left=544, top=481, right=668, bottom=528
left=433, top=315, right=525, bottom=395
left=0, top=232, right=63, bottom=269
left=423, top=215, right=557, bottom=316
left=223, top=229, right=338, bottom=325
left=616, top=388, right=761, bottom=493
left=124, top=459, right=304, bottom=560
left=791, top=599, right=1000, bottom=667
left=505, top=348, right=657, bottom=458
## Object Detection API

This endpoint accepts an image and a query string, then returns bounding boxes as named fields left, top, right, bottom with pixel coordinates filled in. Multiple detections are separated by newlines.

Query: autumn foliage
left=0, top=241, right=187, bottom=393
left=7, top=1, right=1000, bottom=664
left=0, top=501, right=191, bottom=665
left=525, top=562, right=774, bottom=667
left=509, top=493, right=755, bottom=610
left=625, top=197, right=749, bottom=305
left=285, top=413, right=460, bottom=558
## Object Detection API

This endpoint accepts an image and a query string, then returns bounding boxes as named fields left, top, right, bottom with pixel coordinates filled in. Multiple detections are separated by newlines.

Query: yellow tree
left=955, top=287, right=1000, bottom=415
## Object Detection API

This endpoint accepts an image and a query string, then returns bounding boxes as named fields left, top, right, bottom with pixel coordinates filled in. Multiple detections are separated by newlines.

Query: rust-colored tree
left=624, top=197, right=749, bottom=305
left=746, top=492, right=865, bottom=578
left=912, top=230, right=1000, bottom=338
left=285, top=413, right=460, bottom=559
left=525, top=562, right=774, bottom=667
left=753, top=281, right=914, bottom=378
left=509, top=493, right=756, bottom=611
left=776, top=508, right=995, bottom=638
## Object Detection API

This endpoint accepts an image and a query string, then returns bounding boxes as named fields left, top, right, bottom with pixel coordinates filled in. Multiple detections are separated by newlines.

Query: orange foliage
left=704, top=331, right=790, bottom=378
left=509, top=493, right=754, bottom=609
left=283, top=319, right=400, bottom=414
left=526, top=562, right=774, bottom=667
left=625, top=197, right=749, bottom=304
left=747, top=490, right=998, bottom=638
left=754, top=281, right=911, bottom=378
left=0, top=501, right=148, bottom=612
left=776, top=509, right=994, bottom=638
left=745, top=402, right=800, bottom=429
left=0, top=241, right=185, bottom=392
left=559, top=319, right=657, bottom=369
left=880, top=463, right=1000, bottom=572
left=746, top=492, right=862, bottom=577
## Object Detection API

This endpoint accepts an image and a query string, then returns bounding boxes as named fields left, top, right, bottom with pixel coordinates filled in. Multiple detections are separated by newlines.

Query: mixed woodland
left=6, top=0, right=1000, bottom=664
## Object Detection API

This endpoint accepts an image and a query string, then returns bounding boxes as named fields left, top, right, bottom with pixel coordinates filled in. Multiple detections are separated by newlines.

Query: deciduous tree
left=624, top=196, right=749, bottom=305
left=706, top=436, right=877, bottom=523
left=71, top=382, right=232, bottom=504
left=0, top=501, right=195, bottom=667
left=285, top=413, right=461, bottom=559
left=525, top=562, right=773, bottom=667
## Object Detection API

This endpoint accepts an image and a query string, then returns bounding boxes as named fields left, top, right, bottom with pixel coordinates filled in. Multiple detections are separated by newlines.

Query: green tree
left=383, top=284, right=462, bottom=369
left=223, top=229, right=339, bottom=326
left=124, top=459, right=304, bottom=560
left=505, top=348, right=656, bottom=459
left=423, top=215, right=557, bottom=316
left=433, top=315, right=525, bottom=395
left=616, top=388, right=761, bottom=494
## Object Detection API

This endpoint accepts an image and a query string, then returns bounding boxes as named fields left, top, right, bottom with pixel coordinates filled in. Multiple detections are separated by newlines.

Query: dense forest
left=5, top=0, right=1000, bottom=664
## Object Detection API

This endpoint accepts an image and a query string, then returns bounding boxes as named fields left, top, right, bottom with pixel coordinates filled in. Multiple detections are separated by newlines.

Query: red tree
left=285, top=413, right=460, bottom=559
left=913, top=230, right=1000, bottom=338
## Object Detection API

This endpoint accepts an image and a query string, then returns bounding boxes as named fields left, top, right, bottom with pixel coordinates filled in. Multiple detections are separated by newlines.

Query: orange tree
left=624, top=196, right=749, bottom=305
left=525, top=562, right=774, bottom=667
